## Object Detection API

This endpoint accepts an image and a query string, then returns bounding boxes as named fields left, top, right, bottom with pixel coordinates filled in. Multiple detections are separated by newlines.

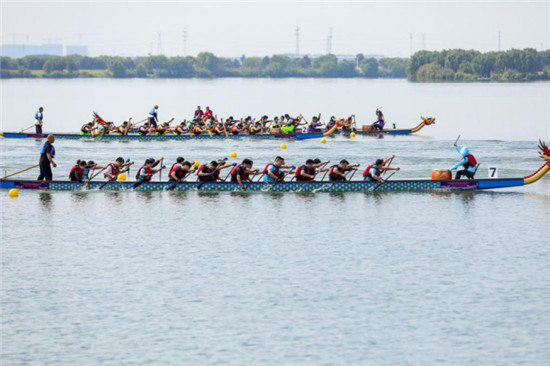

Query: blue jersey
left=263, top=165, right=278, bottom=182
left=149, top=108, right=158, bottom=118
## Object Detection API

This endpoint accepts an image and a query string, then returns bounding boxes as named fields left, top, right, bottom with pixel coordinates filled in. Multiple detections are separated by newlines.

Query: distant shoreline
left=2, top=49, right=549, bottom=82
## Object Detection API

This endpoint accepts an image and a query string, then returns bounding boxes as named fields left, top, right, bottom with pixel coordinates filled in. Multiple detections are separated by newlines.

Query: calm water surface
left=1, top=79, right=550, bottom=365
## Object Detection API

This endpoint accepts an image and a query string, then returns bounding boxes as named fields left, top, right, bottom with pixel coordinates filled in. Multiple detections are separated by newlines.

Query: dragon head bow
left=421, top=116, right=436, bottom=125
left=539, top=140, right=550, bottom=161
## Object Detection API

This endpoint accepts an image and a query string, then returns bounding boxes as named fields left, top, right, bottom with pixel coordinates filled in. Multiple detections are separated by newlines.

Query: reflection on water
left=38, top=192, right=53, bottom=211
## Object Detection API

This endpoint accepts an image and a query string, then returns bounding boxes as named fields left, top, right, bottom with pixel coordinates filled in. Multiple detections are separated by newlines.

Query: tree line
left=0, top=53, right=405, bottom=79
left=1, top=49, right=548, bottom=81
left=408, top=48, right=550, bottom=81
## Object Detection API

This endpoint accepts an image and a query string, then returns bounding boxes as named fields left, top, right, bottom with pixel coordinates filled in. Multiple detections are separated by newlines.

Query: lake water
left=1, top=79, right=550, bottom=365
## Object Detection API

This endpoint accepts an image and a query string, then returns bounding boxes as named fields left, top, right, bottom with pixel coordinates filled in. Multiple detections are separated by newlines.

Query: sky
left=1, top=1, right=549, bottom=58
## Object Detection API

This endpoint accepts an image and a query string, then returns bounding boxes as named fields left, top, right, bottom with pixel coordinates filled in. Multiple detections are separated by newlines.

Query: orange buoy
left=431, top=169, right=452, bottom=180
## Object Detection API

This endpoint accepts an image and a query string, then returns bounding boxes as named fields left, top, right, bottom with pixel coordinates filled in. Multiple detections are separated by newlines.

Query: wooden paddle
left=454, top=135, right=461, bottom=146
left=20, top=124, right=37, bottom=133
left=373, top=171, right=397, bottom=191
left=3, top=164, right=39, bottom=179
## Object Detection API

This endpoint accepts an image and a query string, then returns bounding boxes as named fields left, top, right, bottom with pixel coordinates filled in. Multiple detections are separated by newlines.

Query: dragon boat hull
left=0, top=177, right=537, bottom=193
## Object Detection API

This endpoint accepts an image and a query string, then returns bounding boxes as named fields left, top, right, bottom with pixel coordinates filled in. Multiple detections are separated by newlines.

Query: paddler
left=363, top=155, right=400, bottom=182
left=295, top=159, right=317, bottom=182
left=231, top=120, right=246, bottom=135
left=450, top=141, right=478, bottom=179
left=137, top=122, right=151, bottom=136
left=173, top=122, right=188, bottom=135
left=280, top=114, right=301, bottom=134
left=372, top=109, right=385, bottom=131
left=82, top=160, right=104, bottom=180
left=80, top=121, right=95, bottom=135
left=168, top=158, right=195, bottom=182
left=230, top=159, right=259, bottom=188
left=306, top=114, right=323, bottom=133
left=194, top=106, right=204, bottom=121
left=325, top=116, right=337, bottom=132
left=37, top=135, right=56, bottom=181
left=148, top=105, right=159, bottom=128
left=155, top=122, right=171, bottom=135
left=248, top=121, right=264, bottom=135
left=104, top=157, right=134, bottom=181
left=35, top=107, right=44, bottom=134
left=328, top=160, right=360, bottom=182
left=117, top=119, right=132, bottom=136
left=203, top=106, right=213, bottom=121
left=96, top=122, right=115, bottom=136
left=263, top=156, right=292, bottom=182
left=197, top=161, right=220, bottom=182
left=69, top=160, right=88, bottom=182
left=136, top=157, right=164, bottom=183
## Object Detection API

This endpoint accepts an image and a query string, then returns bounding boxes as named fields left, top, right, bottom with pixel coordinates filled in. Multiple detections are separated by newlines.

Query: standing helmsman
left=38, top=135, right=56, bottom=181
left=148, top=105, right=159, bottom=128
left=35, top=107, right=44, bottom=134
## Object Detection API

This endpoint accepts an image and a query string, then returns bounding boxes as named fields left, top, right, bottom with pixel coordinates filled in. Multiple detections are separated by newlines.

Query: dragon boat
left=0, top=117, right=435, bottom=141
left=2, top=141, right=548, bottom=193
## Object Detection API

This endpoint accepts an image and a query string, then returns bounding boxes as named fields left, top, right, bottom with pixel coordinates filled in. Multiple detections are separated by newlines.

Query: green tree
left=169, top=57, right=194, bottom=77
left=360, top=58, right=379, bottom=77
left=108, top=60, right=127, bottom=77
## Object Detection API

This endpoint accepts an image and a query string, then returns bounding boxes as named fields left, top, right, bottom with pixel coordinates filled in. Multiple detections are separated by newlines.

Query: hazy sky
left=2, top=1, right=549, bottom=57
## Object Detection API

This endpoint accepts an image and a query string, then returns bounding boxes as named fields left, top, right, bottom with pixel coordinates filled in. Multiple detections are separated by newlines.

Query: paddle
left=223, top=163, right=237, bottom=181
left=3, top=164, right=39, bottom=179
left=196, top=158, right=228, bottom=189
left=98, top=168, right=130, bottom=190
left=20, top=124, right=37, bottom=133
left=347, top=168, right=358, bottom=181
left=453, top=134, right=461, bottom=146
left=373, top=171, right=397, bottom=191
left=381, top=156, right=394, bottom=177
left=133, top=167, right=165, bottom=189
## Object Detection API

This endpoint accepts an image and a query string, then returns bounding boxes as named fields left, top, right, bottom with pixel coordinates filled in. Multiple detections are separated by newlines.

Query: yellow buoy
left=118, top=172, right=127, bottom=181
left=193, top=160, right=200, bottom=168
left=230, top=152, right=237, bottom=158
left=8, top=188, right=19, bottom=198
left=280, top=143, right=287, bottom=149
left=321, top=138, right=327, bottom=143
left=350, top=132, right=356, bottom=138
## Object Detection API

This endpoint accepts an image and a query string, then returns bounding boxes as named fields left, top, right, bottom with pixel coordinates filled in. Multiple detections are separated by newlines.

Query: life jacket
left=204, top=110, right=213, bottom=120
left=81, top=124, right=90, bottom=133
left=362, top=164, right=376, bottom=179
left=328, top=165, right=345, bottom=181
left=231, top=124, right=241, bottom=134
left=169, top=163, right=186, bottom=180
left=194, top=110, right=203, bottom=118
left=230, top=164, right=249, bottom=181
left=136, top=164, right=153, bottom=181
left=69, top=165, right=83, bottom=181
left=173, top=126, right=181, bottom=135
left=263, top=163, right=282, bottom=179
left=107, top=163, right=120, bottom=176
left=192, top=126, right=202, bottom=135
left=463, top=154, right=477, bottom=169
left=296, top=165, right=314, bottom=181
left=117, top=126, right=126, bottom=135
left=149, top=108, right=157, bottom=118
left=138, top=125, right=148, bottom=135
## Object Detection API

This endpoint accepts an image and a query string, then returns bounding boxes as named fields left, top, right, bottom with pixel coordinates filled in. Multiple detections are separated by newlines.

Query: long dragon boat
left=0, top=117, right=435, bottom=141
left=2, top=142, right=548, bottom=193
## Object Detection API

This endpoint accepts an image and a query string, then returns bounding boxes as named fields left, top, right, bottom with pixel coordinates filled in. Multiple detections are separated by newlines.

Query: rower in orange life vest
left=230, top=159, right=260, bottom=188
left=168, top=157, right=195, bottom=182
left=263, top=156, right=293, bottom=182
left=450, top=141, right=478, bottom=179
left=69, top=160, right=88, bottom=182
left=104, top=157, right=134, bottom=181
left=363, top=155, right=400, bottom=182
left=328, top=160, right=360, bottom=182
left=136, top=157, right=164, bottom=182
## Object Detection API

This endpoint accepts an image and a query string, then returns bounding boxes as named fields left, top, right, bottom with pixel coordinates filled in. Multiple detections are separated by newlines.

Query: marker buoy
left=280, top=143, right=287, bottom=149
left=230, top=152, right=237, bottom=158
left=118, top=173, right=127, bottom=181
left=8, top=188, right=19, bottom=198
left=321, top=138, right=327, bottom=143
left=350, top=132, right=356, bottom=138
left=193, top=161, right=200, bottom=168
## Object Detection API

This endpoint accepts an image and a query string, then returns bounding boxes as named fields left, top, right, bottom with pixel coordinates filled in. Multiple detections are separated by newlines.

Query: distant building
left=0, top=43, right=66, bottom=58
left=65, top=45, right=88, bottom=56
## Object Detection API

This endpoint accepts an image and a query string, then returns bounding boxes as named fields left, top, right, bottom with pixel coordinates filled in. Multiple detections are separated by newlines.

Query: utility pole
left=326, top=27, right=333, bottom=54
left=498, top=31, right=501, bottom=52
left=409, top=32, right=413, bottom=56
left=183, top=28, right=188, bottom=56
left=157, top=32, right=162, bottom=55
left=295, top=26, right=300, bottom=57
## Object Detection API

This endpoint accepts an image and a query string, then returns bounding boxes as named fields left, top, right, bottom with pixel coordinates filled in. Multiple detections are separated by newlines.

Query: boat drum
left=431, top=169, right=452, bottom=180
